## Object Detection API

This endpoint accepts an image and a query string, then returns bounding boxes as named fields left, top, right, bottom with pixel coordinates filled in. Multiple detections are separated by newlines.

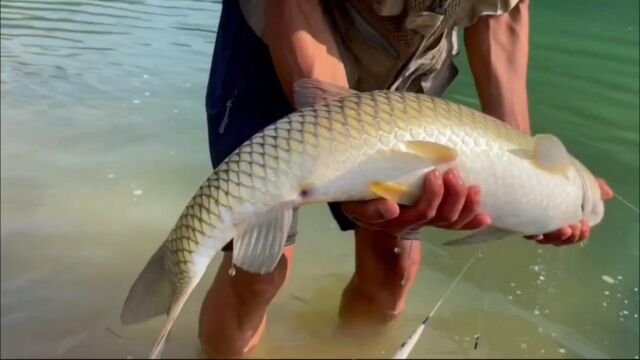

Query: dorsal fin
left=508, top=134, right=572, bottom=178
left=530, top=134, right=572, bottom=177
left=532, top=134, right=571, bottom=168
left=293, top=78, right=357, bottom=109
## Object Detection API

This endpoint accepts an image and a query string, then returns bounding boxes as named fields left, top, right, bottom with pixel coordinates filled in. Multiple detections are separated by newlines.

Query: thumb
left=596, top=178, right=613, bottom=200
left=340, top=199, right=400, bottom=224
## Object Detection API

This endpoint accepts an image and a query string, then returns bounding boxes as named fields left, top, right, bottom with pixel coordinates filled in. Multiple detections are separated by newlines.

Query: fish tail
left=121, top=235, right=213, bottom=359
left=121, top=128, right=305, bottom=356
left=120, top=245, right=174, bottom=326
left=122, top=165, right=275, bottom=357
left=148, top=288, right=193, bottom=359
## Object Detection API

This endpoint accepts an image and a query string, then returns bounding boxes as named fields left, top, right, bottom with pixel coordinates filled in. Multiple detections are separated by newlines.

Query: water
left=1, top=0, right=638, bottom=358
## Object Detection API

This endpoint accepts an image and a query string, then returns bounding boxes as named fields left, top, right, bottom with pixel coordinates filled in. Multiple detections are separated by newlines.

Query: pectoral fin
left=442, top=227, right=515, bottom=246
left=233, top=204, right=294, bottom=274
left=405, top=141, right=458, bottom=164
left=511, top=134, right=571, bottom=178
left=366, top=143, right=458, bottom=204
left=293, top=78, right=358, bottom=109
left=369, top=181, right=412, bottom=204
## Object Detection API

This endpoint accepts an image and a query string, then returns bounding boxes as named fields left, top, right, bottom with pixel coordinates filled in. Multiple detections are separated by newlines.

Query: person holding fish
left=164, top=0, right=616, bottom=358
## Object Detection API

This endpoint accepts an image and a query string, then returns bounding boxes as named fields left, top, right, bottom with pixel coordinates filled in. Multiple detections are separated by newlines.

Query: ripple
left=1, top=0, right=218, bottom=69
left=2, top=23, right=131, bottom=35
left=1, top=32, right=82, bottom=43
left=172, top=26, right=217, bottom=35
left=1, top=3, right=146, bottom=21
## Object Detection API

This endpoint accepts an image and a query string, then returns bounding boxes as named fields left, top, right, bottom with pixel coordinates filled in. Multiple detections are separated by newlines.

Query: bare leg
left=339, top=228, right=421, bottom=328
left=199, top=246, right=295, bottom=358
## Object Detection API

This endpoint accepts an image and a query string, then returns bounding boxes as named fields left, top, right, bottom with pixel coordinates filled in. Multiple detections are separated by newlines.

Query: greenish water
left=1, top=0, right=638, bottom=358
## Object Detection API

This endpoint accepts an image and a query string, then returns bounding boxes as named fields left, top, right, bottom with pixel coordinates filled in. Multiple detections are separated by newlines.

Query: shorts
left=206, top=0, right=357, bottom=252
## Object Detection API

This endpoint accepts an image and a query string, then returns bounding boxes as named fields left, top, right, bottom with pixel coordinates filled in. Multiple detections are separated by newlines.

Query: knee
left=341, top=237, right=422, bottom=324
left=362, top=258, right=420, bottom=318
left=226, top=251, right=291, bottom=304
left=360, top=239, right=422, bottom=307
left=340, top=275, right=415, bottom=326
left=198, top=253, right=290, bottom=358
left=230, top=271, right=286, bottom=305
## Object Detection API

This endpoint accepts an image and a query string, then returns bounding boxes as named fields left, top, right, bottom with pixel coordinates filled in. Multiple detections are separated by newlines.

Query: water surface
left=1, top=0, right=638, bottom=358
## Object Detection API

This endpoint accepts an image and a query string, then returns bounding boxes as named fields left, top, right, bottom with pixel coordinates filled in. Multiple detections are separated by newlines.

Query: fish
left=120, top=78, right=606, bottom=358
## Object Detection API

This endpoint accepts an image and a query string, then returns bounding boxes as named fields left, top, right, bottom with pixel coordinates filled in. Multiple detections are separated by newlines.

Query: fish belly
left=456, top=151, right=583, bottom=234
left=305, top=147, right=583, bottom=236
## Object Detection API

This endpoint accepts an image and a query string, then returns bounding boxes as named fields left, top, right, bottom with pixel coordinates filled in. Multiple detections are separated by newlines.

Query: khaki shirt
left=239, top=0, right=520, bottom=96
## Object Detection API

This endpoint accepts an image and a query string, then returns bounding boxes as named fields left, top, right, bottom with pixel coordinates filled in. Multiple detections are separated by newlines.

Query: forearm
left=464, top=0, right=531, bottom=134
left=263, top=0, right=349, bottom=105
left=263, top=1, right=354, bottom=228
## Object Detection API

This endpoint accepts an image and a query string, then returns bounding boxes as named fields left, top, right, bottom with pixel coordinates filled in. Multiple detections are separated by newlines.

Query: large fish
left=120, top=79, right=605, bottom=358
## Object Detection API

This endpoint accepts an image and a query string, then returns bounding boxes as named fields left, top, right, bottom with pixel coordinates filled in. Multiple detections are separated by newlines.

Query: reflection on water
left=1, top=0, right=638, bottom=358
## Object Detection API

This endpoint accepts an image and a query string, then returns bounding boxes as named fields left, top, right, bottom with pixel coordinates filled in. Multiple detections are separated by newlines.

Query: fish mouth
left=573, top=158, right=604, bottom=227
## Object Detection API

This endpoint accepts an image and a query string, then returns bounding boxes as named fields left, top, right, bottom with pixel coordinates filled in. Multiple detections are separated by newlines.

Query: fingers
left=565, top=223, right=581, bottom=244
left=338, top=167, right=492, bottom=235
left=339, top=169, right=447, bottom=235
left=380, top=168, right=491, bottom=233
left=580, top=219, right=591, bottom=240
left=596, top=178, right=614, bottom=200
left=446, top=185, right=483, bottom=229
left=527, top=175, right=608, bottom=247
left=393, top=169, right=445, bottom=227
left=457, top=213, right=492, bottom=230
left=416, top=169, right=446, bottom=221
left=341, top=199, right=400, bottom=225
left=532, top=219, right=592, bottom=247
left=429, top=169, right=467, bottom=225
left=535, top=227, right=571, bottom=245
left=560, top=220, right=589, bottom=246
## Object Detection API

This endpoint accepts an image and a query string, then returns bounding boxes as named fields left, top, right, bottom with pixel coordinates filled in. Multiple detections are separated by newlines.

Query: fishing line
left=391, top=188, right=639, bottom=359
left=392, top=249, right=481, bottom=359
left=614, top=192, right=639, bottom=213
left=472, top=253, right=488, bottom=351
left=428, top=249, right=480, bottom=319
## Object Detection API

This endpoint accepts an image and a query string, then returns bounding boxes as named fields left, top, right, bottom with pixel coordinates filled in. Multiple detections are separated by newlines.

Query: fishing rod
left=392, top=250, right=480, bottom=359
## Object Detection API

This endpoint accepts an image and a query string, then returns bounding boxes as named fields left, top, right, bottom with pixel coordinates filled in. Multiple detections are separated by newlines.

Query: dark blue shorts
left=205, top=0, right=356, bottom=251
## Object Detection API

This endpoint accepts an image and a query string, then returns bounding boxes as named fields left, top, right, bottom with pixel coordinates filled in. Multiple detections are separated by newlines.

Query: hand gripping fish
left=120, top=79, right=605, bottom=358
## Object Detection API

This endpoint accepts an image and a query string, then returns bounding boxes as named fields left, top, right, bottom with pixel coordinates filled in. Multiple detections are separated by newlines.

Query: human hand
left=339, top=168, right=493, bottom=238
left=525, top=178, right=613, bottom=246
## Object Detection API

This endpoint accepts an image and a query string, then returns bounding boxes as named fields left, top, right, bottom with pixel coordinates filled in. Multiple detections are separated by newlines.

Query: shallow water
left=1, top=0, right=638, bottom=358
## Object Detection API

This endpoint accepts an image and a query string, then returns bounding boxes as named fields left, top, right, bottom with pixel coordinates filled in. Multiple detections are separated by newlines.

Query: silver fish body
left=121, top=80, right=604, bottom=358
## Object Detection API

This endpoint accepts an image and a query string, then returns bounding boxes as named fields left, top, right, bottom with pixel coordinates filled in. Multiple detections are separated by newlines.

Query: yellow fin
left=405, top=141, right=458, bottom=164
left=369, top=181, right=410, bottom=203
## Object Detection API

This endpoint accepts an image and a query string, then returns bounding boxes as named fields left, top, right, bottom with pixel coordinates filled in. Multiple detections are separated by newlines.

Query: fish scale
left=121, top=82, right=605, bottom=358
